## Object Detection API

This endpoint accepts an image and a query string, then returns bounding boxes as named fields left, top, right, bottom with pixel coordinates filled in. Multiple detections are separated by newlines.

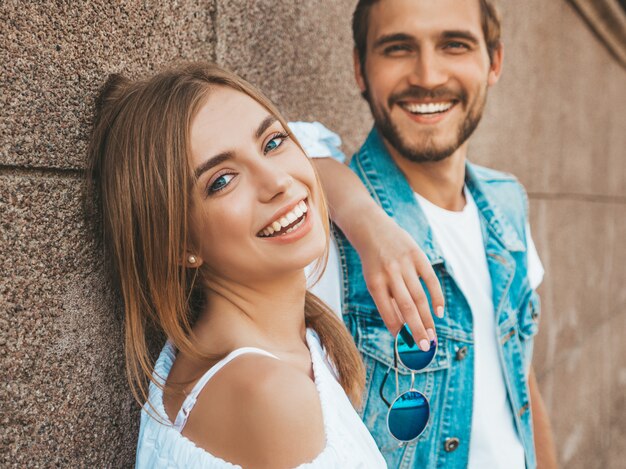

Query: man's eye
left=384, top=44, right=412, bottom=55
left=445, top=41, right=470, bottom=51
left=264, top=132, right=289, bottom=154
left=208, top=173, right=235, bottom=194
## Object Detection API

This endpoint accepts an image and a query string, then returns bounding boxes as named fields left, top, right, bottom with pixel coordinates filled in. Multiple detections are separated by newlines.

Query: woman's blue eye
left=264, top=132, right=288, bottom=154
left=208, top=173, right=235, bottom=193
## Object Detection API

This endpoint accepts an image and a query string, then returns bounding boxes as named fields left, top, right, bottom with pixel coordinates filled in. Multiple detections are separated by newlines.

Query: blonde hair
left=86, top=62, right=365, bottom=409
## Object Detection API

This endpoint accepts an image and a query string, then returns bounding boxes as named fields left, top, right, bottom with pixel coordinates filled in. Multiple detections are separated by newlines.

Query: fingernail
left=426, top=328, right=436, bottom=342
left=436, top=306, right=444, bottom=318
left=419, top=339, right=430, bottom=352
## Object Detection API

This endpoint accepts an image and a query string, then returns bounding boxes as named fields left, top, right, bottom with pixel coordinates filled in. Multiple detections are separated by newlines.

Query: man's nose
left=408, top=49, right=448, bottom=89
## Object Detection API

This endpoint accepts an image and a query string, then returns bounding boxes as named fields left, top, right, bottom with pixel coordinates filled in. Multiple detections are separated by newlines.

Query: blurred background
left=1, top=1, right=624, bottom=467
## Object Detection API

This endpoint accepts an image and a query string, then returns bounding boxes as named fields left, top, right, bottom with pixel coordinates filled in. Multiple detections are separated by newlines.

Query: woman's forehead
left=189, top=87, right=273, bottom=164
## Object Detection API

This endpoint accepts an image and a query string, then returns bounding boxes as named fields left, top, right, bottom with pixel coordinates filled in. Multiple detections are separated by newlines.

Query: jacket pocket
left=350, top=307, right=450, bottom=376
left=517, top=289, right=540, bottom=341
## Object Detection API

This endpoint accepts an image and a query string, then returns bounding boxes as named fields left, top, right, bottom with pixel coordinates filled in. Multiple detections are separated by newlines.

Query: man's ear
left=353, top=48, right=367, bottom=94
left=488, top=42, right=504, bottom=86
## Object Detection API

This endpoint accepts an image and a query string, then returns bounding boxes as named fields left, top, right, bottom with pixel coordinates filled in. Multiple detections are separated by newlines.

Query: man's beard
left=366, top=85, right=487, bottom=163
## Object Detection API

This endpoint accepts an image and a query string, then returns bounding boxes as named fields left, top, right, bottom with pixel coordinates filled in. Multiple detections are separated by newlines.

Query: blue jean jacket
left=333, top=128, right=540, bottom=468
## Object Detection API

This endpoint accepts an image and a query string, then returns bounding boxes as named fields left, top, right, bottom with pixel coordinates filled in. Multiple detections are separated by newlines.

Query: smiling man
left=299, top=0, right=558, bottom=468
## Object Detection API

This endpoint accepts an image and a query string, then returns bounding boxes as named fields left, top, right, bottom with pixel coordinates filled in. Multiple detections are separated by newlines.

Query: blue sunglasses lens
left=396, top=324, right=437, bottom=371
left=388, top=390, right=430, bottom=441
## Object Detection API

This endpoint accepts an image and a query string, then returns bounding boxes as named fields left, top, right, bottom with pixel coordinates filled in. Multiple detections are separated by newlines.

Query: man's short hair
left=352, top=0, right=502, bottom=68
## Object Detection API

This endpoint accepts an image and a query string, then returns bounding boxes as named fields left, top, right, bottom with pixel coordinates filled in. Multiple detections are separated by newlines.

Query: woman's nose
left=255, top=160, right=294, bottom=202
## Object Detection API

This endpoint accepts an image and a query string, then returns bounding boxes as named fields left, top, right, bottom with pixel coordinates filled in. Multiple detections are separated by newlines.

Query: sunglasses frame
left=379, top=325, right=437, bottom=443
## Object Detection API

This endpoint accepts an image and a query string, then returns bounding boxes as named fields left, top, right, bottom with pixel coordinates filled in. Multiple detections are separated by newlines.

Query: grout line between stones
left=528, top=191, right=626, bottom=205
left=0, top=164, right=84, bottom=179
left=210, top=0, right=218, bottom=63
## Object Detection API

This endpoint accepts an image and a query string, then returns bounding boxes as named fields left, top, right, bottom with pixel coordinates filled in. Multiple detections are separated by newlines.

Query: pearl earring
left=188, top=255, right=197, bottom=265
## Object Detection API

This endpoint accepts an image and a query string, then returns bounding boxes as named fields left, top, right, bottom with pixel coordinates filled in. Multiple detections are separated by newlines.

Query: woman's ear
left=185, top=253, right=204, bottom=268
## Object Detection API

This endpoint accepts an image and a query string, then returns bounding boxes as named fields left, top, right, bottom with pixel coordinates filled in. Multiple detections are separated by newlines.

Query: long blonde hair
left=86, top=62, right=365, bottom=409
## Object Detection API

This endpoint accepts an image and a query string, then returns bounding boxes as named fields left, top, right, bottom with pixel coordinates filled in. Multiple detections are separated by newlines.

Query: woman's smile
left=257, top=198, right=314, bottom=244
left=257, top=198, right=309, bottom=238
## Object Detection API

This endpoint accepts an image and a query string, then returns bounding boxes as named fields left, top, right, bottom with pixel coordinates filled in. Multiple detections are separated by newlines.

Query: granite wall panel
left=0, top=173, right=134, bottom=467
left=546, top=311, right=626, bottom=469
left=213, top=0, right=373, bottom=156
left=528, top=198, right=626, bottom=466
left=1, top=0, right=624, bottom=467
left=531, top=199, right=625, bottom=372
left=470, top=0, right=626, bottom=198
left=0, top=0, right=216, bottom=169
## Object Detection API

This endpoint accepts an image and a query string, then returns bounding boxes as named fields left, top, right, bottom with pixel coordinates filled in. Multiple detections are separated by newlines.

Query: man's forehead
left=368, top=0, right=484, bottom=42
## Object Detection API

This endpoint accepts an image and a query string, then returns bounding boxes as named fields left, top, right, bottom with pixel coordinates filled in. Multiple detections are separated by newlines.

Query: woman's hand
left=312, top=157, right=444, bottom=350
left=348, top=208, right=444, bottom=350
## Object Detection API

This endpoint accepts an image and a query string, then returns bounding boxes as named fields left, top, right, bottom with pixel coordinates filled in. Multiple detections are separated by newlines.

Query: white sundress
left=135, top=329, right=387, bottom=468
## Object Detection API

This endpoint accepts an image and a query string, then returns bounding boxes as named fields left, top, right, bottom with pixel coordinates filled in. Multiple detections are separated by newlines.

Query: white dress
left=135, top=329, right=387, bottom=468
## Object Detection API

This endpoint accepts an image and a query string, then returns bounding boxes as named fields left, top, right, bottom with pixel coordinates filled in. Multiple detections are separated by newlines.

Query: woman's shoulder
left=184, top=352, right=326, bottom=468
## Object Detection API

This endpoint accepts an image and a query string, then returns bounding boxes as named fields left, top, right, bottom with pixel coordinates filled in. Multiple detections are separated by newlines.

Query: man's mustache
left=388, top=87, right=466, bottom=107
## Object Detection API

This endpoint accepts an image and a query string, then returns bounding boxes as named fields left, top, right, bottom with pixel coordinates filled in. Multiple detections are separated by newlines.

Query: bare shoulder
left=183, top=353, right=326, bottom=468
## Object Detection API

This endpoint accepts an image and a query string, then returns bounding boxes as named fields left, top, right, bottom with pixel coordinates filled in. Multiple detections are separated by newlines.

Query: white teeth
left=285, top=217, right=305, bottom=234
left=402, top=101, right=453, bottom=114
left=259, top=199, right=309, bottom=237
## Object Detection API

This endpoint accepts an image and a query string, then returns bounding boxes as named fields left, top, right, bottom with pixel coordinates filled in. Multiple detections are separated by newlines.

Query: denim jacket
left=333, top=128, right=540, bottom=469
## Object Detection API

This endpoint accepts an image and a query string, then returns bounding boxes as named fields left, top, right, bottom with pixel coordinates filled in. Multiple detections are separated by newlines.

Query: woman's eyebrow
left=195, top=115, right=278, bottom=179
left=195, top=152, right=232, bottom=179
left=255, top=115, right=278, bottom=139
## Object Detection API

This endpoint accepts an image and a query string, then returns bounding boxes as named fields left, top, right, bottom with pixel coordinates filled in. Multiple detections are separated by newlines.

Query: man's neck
left=385, top=140, right=468, bottom=212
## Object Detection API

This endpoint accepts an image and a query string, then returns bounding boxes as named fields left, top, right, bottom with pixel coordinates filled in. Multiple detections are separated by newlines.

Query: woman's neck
left=193, top=270, right=309, bottom=354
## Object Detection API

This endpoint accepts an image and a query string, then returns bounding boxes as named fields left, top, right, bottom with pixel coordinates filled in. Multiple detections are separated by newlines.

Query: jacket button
left=455, top=346, right=468, bottom=361
left=444, top=437, right=460, bottom=452
left=530, top=302, right=539, bottom=320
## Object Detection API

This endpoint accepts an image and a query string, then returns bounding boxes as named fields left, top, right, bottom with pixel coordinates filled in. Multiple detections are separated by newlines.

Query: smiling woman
left=86, top=62, right=386, bottom=468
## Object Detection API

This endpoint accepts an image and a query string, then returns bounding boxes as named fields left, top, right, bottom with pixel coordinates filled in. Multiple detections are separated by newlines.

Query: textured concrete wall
left=1, top=0, right=624, bottom=467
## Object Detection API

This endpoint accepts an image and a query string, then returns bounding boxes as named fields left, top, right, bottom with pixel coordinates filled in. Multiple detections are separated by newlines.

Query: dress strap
left=173, top=347, right=279, bottom=432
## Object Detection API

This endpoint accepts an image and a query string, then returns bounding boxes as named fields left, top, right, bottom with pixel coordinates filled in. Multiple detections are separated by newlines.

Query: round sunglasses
left=379, top=324, right=437, bottom=443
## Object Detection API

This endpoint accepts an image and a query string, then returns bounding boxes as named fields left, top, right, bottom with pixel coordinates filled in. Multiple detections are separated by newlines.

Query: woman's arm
left=313, top=156, right=444, bottom=346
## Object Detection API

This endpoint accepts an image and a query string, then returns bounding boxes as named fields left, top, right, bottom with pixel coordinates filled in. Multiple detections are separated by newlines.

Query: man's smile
left=397, top=99, right=459, bottom=124
left=399, top=101, right=455, bottom=115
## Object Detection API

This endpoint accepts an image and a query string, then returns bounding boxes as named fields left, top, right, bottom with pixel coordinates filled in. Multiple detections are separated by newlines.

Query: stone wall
left=1, top=1, right=624, bottom=467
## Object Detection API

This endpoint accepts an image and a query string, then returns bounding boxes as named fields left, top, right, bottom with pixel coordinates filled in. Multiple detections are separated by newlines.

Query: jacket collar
left=352, top=127, right=524, bottom=266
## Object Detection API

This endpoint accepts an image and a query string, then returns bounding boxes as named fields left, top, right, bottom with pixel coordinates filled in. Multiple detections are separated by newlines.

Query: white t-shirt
left=307, top=187, right=543, bottom=469
left=416, top=187, right=542, bottom=469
